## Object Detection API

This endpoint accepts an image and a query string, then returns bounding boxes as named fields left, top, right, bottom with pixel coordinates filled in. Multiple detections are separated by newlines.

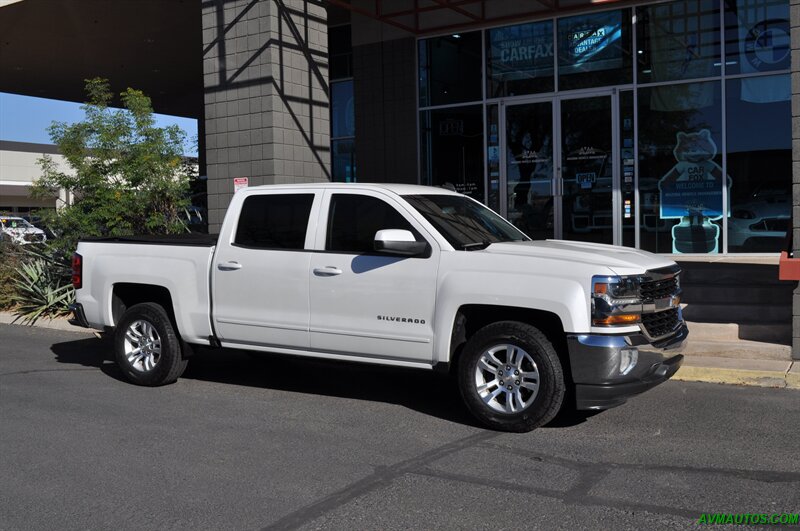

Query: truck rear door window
left=234, top=194, right=314, bottom=249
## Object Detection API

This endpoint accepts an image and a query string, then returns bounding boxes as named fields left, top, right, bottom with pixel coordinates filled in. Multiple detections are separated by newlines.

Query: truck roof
left=241, top=182, right=463, bottom=196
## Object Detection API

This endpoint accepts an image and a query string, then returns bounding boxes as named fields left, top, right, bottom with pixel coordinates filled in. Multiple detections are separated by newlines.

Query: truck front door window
left=326, top=194, right=423, bottom=253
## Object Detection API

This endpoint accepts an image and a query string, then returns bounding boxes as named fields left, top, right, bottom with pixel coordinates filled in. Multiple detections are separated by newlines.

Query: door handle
left=217, top=261, right=243, bottom=271
left=313, top=266, right=342, bottom=276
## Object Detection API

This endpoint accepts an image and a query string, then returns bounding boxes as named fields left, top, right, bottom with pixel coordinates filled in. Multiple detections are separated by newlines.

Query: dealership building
left=0, top=0, right=798, bottom=358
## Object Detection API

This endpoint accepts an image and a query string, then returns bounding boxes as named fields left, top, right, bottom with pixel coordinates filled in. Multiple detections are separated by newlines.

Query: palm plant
left=12, top=246, right=74, bottom=324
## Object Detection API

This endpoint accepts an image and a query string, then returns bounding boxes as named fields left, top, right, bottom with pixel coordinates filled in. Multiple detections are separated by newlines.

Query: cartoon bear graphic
left=658, top=129, right=730, bottom=253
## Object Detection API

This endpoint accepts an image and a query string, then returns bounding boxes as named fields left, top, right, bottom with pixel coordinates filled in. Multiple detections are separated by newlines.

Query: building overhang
left=0, top=0, right=202, bottom=118
left=328, top=0, right=626, bottom=36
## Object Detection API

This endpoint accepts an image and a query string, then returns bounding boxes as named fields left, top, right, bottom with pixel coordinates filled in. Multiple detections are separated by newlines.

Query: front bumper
left=567, top=323, right=687, bottom=410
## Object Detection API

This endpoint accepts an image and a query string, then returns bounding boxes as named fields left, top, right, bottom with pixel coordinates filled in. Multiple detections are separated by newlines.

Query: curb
left=0, top=311, right=97, bottom=334
left=673, top=358, right=799, bottom=390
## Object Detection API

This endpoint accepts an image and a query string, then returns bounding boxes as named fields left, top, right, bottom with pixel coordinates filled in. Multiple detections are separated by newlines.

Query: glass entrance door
left=559, top=94, right=615, bottom=244
left=504, top=101, right=555, bottom=240
left=502, top=92, right=617, bottom=244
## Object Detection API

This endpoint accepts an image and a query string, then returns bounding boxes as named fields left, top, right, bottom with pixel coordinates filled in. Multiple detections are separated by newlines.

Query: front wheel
left=114, top=302, right=188, bottom=386
left=458, top=321, right=565, bottom=432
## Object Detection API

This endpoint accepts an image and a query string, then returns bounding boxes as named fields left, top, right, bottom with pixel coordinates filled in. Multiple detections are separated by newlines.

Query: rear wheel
left=458, top=321, right=565, bottom=432
left=114, top=302, right=188, bottom=386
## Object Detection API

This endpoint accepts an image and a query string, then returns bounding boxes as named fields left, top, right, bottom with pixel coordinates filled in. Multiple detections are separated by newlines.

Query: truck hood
left=483, top=239, right=677, bottom=275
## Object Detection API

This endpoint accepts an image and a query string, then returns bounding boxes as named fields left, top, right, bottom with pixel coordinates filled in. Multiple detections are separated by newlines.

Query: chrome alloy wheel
left=123, top=319, right=162, bottom=372
left=474, top=344, right=540, bottom=414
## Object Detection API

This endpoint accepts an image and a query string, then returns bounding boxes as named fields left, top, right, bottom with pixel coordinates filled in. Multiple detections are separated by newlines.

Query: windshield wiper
left=461, top=241, right=492, bottom=251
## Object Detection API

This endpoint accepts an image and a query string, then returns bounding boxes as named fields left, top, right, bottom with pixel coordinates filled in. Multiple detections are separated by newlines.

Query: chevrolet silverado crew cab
left=70, top=184, right=687, bottom=432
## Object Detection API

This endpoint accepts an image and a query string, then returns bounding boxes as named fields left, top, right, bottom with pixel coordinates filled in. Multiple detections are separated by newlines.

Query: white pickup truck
left=70, top=183, right=686, bottom=432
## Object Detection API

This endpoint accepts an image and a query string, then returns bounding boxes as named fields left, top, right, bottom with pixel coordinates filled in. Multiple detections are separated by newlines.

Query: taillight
left=71, top=253, right=82, bottom=289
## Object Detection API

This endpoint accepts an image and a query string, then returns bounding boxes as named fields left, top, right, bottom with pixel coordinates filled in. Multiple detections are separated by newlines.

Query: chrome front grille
left=639, top=266, right=682, bottom=340
left=641, top=308, right=681, bottom=339
left=639, top=277, right=678, bottom=302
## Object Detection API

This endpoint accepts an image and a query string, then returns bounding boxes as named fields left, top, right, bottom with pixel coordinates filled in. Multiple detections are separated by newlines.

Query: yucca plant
left=12, top=248, right=75, bottom=325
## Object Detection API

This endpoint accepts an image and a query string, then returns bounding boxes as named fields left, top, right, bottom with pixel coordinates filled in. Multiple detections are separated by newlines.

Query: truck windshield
left=403, top=195, right=530, bottom=250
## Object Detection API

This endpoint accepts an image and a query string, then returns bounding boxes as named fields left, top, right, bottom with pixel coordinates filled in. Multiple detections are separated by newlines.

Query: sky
left=0, top=92, right=198, bottom=157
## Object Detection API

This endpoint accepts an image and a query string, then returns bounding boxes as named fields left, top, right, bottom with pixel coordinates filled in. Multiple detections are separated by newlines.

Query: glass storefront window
left=619, top=90, right=636, bottom=248
left=557, top=9, right=632, bottom=90
left=420, top=105, right=484, bottom=202
left=637, top=0, right=721, bottom=84
left=486, top=20, right=554, bottom=98
left=726, top=74, right=791, bottom=252
left=486, top=104, right=500, bottom=212
left=332, top=139, right=356, bottom=183
left=331, top=81, right=355, bottom=139
left=724, top=0, right=790, bottom=75
left=331, top=80, right=355, bottom=182
left=419, top=32, right=482, bottom=107
left=638, top=80, right=724, bottom=254
left=329, top=25, right=353, bottom=80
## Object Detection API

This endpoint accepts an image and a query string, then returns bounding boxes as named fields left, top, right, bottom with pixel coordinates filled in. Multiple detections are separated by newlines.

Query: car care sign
left=233, top=177, right=249, bottom=192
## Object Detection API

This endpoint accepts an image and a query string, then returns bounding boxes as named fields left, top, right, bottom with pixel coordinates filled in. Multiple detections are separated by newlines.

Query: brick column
left=202, top=0, right=330, bottom=231
left=792, top=0, right=800, bottom=359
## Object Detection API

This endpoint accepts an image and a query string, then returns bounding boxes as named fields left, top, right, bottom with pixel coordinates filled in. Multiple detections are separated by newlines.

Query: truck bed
left=76, top=239, right=216, bottom=344
left=80, top=233, right=218, bottom=246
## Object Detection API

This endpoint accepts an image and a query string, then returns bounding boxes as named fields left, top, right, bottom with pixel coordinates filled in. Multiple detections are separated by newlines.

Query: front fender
left=433, top=269, right=589, bottom=364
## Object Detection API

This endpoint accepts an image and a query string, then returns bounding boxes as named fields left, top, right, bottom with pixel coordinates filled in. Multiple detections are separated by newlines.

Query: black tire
left=458, top=321, right=565, bottom=432
left=114, top=302, right=188, bottom=386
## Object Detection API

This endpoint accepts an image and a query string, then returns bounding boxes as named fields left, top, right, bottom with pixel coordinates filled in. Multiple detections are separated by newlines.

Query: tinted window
left=557, top=9, right=633, bottom=90
left=486, top=20, right=554, bottom=97
left=637, top=81, right=723, bottom=254
left=418, top=32, right=482, bottom=107
left=404, top=195, right=529, bottom=249
left=636, top=0, right=721, bottom=84
left=724, top=0, right=789, bottom=76
left=234, top=194, right=314, bottom=249
left=726, top=75, right=791, bottom=252
left=419, top=105, right=485, bottom=202
left=327, top=194, right=419, bottom=253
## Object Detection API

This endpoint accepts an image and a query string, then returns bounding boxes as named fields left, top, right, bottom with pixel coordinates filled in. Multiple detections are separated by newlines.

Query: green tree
left=33, top=78, right=194, bottom=255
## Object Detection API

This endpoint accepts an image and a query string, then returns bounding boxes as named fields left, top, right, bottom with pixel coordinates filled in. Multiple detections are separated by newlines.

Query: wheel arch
left=447, top=304, right=571, bottom=382
left=112, top=283, right=179, bottom=336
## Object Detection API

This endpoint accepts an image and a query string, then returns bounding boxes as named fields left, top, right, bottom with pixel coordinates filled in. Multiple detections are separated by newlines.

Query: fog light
left=620, top=347, right=638, bottom=375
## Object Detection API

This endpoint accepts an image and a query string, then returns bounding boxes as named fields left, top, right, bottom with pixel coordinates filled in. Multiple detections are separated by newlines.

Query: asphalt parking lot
left=1, top=323, right=799, bottom=530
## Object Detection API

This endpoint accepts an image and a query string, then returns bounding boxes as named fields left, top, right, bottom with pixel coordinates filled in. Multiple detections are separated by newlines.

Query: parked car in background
left=0, top=216, right=47, bottom=245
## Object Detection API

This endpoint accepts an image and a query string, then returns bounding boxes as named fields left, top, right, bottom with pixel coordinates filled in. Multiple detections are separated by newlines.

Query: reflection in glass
left=505, top=102, right=554, bottom=240
left=726, top=75, right=790, bottom=252
left=331, top=81, right=355, bottom=139
left=638, top=81, right=724, bottom=254
left=331, top=79, right=355, bottom=183
left=420, top=106, right=485, bottom=202
left=557, top=9, right=632, bottom=90
left=332, top=139, right=356, bottom=182
left=419, top=32, right=483, bottom=107
left=560, top=96, right=614, bottom=244
left=487, top=20, right=554, bottom=97
left=637, top=0, right=721, bottom=84
left=486, top=105, right=501, bottom=213
left=329, top=25, right=353, bottom=80
left=725, top=0, right=790, bottom=76
left=620, top=90, right=636, bottom=248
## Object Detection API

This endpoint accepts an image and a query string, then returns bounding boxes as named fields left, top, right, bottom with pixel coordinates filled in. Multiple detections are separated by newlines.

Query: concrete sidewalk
left=1, top=311, right=798, bottom=390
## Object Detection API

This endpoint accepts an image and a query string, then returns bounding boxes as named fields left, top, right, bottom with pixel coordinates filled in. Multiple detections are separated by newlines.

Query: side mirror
left=374, top=229, right=428, bottom=256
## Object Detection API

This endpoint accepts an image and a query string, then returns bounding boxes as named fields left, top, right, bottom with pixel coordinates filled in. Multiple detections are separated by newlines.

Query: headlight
left=591, top=275, right=644, bottom=326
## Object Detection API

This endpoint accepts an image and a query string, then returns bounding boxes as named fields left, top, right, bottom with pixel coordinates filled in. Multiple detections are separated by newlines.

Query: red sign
left=233, top=177, right=249, bottom=192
